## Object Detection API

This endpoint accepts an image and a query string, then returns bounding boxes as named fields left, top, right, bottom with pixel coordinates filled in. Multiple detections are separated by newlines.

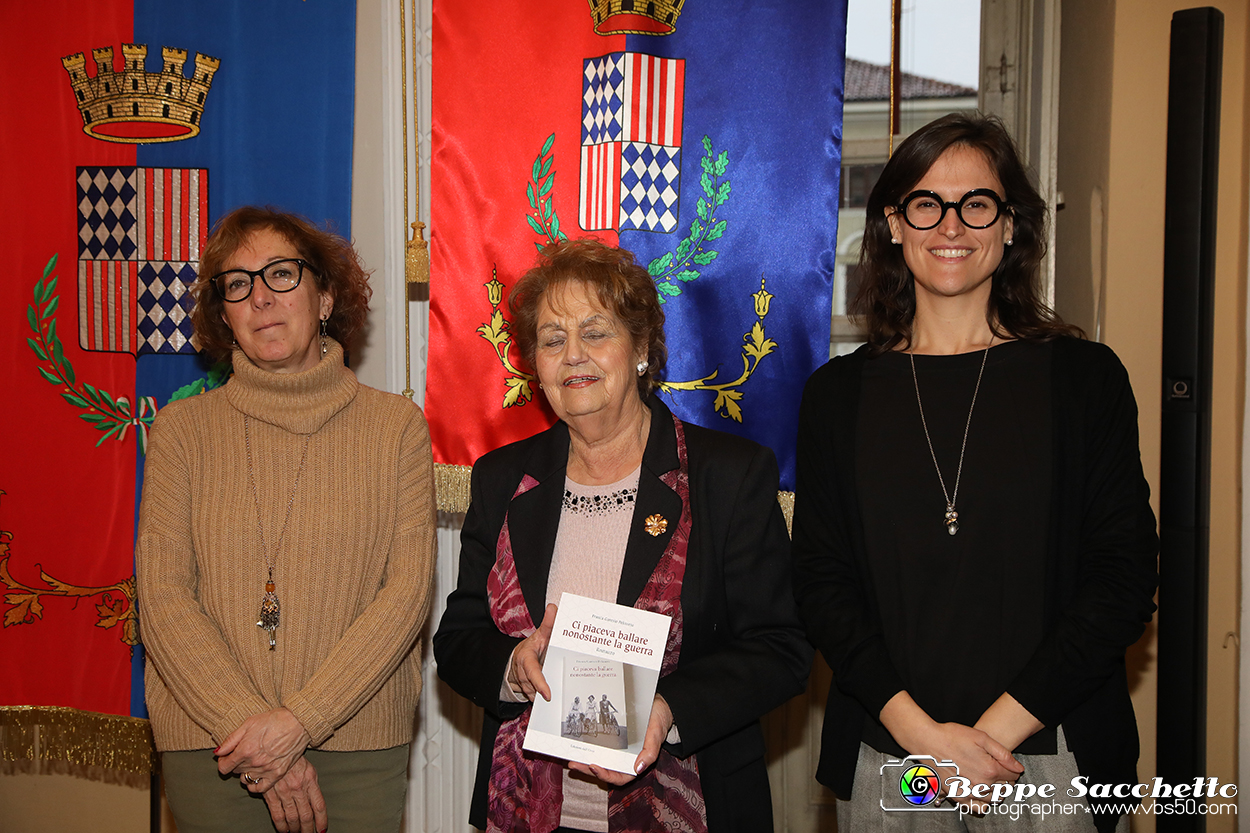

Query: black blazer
left=434, top=397, right=812, bottom=831
left=791, top=338, right=1158, bottom=833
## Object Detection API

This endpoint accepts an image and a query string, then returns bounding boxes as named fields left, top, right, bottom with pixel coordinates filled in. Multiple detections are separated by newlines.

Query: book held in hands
left=523, top=592, right=672, bottom=774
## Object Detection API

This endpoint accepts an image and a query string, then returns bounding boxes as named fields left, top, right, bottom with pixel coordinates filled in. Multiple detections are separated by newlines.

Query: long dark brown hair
left=851, top=112, right=1081, bottom=354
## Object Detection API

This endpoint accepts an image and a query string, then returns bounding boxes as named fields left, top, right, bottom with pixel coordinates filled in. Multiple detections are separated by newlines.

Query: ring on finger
left=243, top=773, right=261, bottom=784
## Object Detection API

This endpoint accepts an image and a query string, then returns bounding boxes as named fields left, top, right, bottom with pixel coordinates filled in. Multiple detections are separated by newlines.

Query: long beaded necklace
left=244, top=417, right=312, bottom=649
left=909, top=337, right=992, bottom=536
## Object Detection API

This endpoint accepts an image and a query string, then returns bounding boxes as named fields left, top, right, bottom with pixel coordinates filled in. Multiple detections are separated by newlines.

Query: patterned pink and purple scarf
left=485, top=418, right=708, bottom=833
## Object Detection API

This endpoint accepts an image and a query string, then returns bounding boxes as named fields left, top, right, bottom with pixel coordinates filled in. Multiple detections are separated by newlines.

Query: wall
left=1057, top=1, right=1246, bottom=830
left=0, top=773, right=155, bottom=832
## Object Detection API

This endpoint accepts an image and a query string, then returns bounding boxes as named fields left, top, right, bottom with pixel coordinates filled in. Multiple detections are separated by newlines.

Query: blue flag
left=428, top=1, right=847, bottom=492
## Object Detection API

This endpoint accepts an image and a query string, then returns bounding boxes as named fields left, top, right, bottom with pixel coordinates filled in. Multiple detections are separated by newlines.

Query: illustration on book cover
left=524, top=592, right=671, bottom=774
left=560, top=659, right=627, bottom=749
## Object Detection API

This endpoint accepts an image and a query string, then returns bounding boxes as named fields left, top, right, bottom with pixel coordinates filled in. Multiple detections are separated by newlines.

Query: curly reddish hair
left=190, top=206, right=372, bottom=361
left=509, top=238, right=666, bottom=397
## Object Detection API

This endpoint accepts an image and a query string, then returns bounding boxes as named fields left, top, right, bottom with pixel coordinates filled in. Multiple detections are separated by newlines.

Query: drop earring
left=320, top=317, right=328, bottom=357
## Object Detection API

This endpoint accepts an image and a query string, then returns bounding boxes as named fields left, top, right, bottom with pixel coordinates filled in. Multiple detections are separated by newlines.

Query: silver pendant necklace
left=244, top=417, right=312, bottom=649
left=909, top=338, right=992, bottom=536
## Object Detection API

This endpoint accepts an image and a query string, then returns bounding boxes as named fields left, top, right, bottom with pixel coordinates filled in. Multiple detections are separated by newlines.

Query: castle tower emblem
left=586, top=0, right=685, bottom=35
left=62, top=44, right=220, bottom=144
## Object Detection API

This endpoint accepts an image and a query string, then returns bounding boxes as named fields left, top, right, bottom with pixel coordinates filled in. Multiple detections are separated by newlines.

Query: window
left=840, top=162, right=886, bottom=209
left=831, top=0, right=982, bottom=356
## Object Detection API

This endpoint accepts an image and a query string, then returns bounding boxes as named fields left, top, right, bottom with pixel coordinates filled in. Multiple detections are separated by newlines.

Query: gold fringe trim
left=435, top=462, right=473, bottom=513
left=778, top=490, right=795, bottom=536
left=436, top=461, right=797, bottom=536
left=0, top=706, right=155, bottom=788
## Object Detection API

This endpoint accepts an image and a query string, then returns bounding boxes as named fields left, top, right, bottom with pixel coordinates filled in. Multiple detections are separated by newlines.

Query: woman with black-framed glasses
left=136, top=206, right=436, bottom=833
left=793, top=114, right=1158, bottom=832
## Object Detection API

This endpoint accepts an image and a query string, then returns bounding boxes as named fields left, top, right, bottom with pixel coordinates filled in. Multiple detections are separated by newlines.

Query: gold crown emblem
left=62, top=44, right=220, bottom=144
left=586, top=0, right=685, bottom=35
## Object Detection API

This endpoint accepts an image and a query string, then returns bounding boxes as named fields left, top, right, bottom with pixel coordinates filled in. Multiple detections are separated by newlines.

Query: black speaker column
left=1157, top=7, right=1222, bottom=830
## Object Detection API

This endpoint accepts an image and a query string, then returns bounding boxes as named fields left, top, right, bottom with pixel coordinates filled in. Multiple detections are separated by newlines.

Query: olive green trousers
left=161, top=744, right=409, bottom=833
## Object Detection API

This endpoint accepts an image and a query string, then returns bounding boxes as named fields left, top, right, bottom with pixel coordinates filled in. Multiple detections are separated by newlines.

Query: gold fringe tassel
left=406, top=221, right=430, bottom=284
left=436, top=461, right=796, bottom=535
left=777, top=490, right=795, bottom=536
left=435, top=462, right=473, bottom=514
left=0, top=706, right=155, bottom=788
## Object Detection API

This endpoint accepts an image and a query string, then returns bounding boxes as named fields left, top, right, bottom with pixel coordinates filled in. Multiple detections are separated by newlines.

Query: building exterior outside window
left=833, top=59, right=977, bottom=355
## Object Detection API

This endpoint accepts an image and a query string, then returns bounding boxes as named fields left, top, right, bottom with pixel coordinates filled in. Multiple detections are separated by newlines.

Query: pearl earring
left=1006, top=239, right=1014, bottom=246
left=636, top=361, right=647, bottom=375
left=891, top=238, right=900, bottom=244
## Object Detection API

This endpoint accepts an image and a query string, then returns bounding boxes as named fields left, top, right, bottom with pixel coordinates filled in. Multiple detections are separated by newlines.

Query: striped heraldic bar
left=76, top=166, right=208, bottom=355
left=580, top=52, right=685, bottom=233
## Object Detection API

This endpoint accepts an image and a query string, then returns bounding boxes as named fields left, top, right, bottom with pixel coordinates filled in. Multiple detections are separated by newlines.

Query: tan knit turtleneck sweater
left=136, top=340, right=436, bottom=752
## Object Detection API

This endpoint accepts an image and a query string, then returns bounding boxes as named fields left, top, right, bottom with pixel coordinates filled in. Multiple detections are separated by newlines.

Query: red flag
left=0, top=0, right=137, bottom=716
left=428, top=1, right=623, bottom=468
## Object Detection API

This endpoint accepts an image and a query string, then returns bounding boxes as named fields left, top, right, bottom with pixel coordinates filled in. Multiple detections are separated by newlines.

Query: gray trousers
left=836, top=729, right=1129, bottom=833
left=162, top=744, right=410, bottom=833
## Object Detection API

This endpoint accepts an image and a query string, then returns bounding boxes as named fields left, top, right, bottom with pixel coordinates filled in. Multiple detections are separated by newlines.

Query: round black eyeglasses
left=212, top=259, right=308, bottom=303
left=896, top=189, right=1008, bottom=231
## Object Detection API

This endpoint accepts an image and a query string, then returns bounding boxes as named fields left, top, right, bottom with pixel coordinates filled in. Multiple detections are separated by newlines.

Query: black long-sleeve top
left=792, top=337, right=1158, bottom=832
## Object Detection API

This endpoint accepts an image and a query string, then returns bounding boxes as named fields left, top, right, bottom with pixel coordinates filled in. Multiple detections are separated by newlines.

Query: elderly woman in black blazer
left=434, top=238, right=811, bottom=833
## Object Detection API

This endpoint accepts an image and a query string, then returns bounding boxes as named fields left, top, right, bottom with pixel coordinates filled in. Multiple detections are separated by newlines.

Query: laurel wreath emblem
left=27, top=255, right=157, bottom=451
left=26, top=254, right=229, bottom=452
left=526, top=133, right=566, bottom=251
left=477, top=132, right=777, bottom=422
left=648, top=135, right=730, bottom=302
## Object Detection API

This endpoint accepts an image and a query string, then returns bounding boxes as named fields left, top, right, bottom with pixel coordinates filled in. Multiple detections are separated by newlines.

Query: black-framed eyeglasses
left=896, top=189, right=1008, bottom=230
left=212, top=259, right=308, bottom=302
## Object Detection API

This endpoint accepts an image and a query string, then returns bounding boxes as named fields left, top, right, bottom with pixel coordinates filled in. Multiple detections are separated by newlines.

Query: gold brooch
left=644, top=514, right=668, bottom=537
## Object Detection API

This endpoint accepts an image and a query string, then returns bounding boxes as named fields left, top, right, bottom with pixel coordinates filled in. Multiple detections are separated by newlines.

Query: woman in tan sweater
left=136, top=207, right=436, bottom=833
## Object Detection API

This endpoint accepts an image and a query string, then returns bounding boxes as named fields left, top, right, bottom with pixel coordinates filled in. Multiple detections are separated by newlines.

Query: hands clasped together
left=882, top=690, right=1038, bottom=815
left=214, top=707, right=325, bottom=833
left=914, top=721, right=1023, bottom=815
left=509, top=604, right=674, bottom=786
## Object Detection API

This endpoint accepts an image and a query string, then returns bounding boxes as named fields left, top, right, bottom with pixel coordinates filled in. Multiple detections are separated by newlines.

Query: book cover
left=523, top=592, right=672, bottom=774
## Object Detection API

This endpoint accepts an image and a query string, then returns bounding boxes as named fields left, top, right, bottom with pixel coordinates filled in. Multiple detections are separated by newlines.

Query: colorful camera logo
left=880, top=755, right=958, bottom=812
left=899, top=763, right=941, bottom=806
